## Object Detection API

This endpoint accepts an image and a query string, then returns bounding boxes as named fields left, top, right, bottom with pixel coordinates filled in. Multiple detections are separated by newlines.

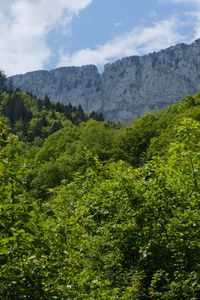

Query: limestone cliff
left=10, top=39, right=200, bottom=122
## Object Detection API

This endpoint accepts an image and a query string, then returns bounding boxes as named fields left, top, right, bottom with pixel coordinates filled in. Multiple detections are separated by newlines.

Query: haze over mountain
left=10, top=39, right=200, bottom=122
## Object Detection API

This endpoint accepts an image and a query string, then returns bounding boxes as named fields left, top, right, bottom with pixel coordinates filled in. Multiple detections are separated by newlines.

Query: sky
left=0, top=0, right=200, bottom=76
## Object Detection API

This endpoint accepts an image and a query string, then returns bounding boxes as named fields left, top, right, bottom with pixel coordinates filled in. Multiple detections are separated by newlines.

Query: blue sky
left=0, top=0, right=200, bottom=75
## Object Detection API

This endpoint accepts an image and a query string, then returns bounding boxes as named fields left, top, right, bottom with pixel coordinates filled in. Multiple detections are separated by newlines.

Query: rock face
left=10, top=39, right=200, bottom=122
left=10, top=65, right=103, bottom=113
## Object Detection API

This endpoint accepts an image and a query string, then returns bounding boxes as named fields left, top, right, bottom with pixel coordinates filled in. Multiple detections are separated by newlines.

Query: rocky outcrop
left=10, top=65, right=103, bottom=113
left=10, top=39, right=200, bottom=122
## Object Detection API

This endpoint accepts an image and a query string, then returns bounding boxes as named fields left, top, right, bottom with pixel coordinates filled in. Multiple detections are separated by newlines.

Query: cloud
left=0, top=0, right=92, bottom=75
left=162, top=0, right=199, bottom=4
left=58, top=17, right=183, bottom=68
left=159, top=0, right=200, bottom=39
left=0, top=0, right=14, bottom=10
left=1, top=0, right=198, bottom=75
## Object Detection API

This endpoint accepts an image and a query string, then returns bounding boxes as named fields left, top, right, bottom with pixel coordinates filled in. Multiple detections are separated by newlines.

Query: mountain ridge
left=9, top=38, right=200, bottom=122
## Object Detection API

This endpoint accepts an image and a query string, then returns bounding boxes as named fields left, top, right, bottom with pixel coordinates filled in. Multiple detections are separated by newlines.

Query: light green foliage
left=41, top=115, right=200, bottom=298
left=0, top=119, right=26, bottom=205
left=139, top=118, right=200, bottom=299
left=29, top=124, right=81, bottom=198
left=78, top=119, right=116, bottom=161
left=45, top=160, right=142, bottom=298
left=0, top=120, right=40, bottom=298
left=116, top=93, right=200, bottom=166
left=115, top=113, right=159, bottom=166
left=0, top=91, right=71, bottom=142
left=30, top=119, right=118, bottom=198
left=1, top=91, right=200, bottom=298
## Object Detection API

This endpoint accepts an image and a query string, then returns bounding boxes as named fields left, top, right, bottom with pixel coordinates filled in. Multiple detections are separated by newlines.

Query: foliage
left=0, top=90, right=104, bottom=142
left=0, top=70, right=6, bottom=93
left=1, top=89, right=200, bottom=298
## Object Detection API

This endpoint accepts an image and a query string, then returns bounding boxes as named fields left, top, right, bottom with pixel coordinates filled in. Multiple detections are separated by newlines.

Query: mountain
left=9, top=39, right=200, bottom=122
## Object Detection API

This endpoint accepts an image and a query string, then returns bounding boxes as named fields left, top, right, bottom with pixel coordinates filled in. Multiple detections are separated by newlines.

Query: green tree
left=0, top=70, right=6, bottom=92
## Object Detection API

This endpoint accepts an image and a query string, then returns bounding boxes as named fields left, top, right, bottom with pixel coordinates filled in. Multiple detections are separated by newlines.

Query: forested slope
left=0, top=83, right=200, bottom=299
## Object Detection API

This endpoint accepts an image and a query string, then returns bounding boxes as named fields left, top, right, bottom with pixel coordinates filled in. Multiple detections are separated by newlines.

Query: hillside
left=1, top=86, right=200, bottom=298
left=10, top=39, right=200, bottom=122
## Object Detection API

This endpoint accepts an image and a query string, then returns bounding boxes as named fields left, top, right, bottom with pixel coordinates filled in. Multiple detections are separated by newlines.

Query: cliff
left=10, top=39, right=200, bottom=122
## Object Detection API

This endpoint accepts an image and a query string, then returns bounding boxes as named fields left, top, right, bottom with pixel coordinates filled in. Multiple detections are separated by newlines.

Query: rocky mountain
left=10, top=39, right=200, bottom=122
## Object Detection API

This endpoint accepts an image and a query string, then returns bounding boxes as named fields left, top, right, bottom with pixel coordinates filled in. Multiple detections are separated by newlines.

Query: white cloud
left=159, top=0, right=200, bottom=39
left=0, top=0, right=92, bottom=75
left=58, top=17, right=183, bottom=68
left=0, top=0, right=14, bottom=10
left=1, top=0, right=198, bottom=76
left=163, top=0, right=200, bottom=3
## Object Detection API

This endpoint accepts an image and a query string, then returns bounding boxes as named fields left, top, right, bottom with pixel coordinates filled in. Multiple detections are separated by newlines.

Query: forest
left=0, top=71, right=200, bottom=299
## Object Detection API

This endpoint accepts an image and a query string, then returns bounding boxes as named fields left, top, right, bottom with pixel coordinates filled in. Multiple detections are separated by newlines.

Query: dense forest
left=0, top=71, right=200, bottom=299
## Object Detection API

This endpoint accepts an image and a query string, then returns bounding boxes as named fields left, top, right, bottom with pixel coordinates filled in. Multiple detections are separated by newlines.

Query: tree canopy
left=0, top=87, right=200, bottom=299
